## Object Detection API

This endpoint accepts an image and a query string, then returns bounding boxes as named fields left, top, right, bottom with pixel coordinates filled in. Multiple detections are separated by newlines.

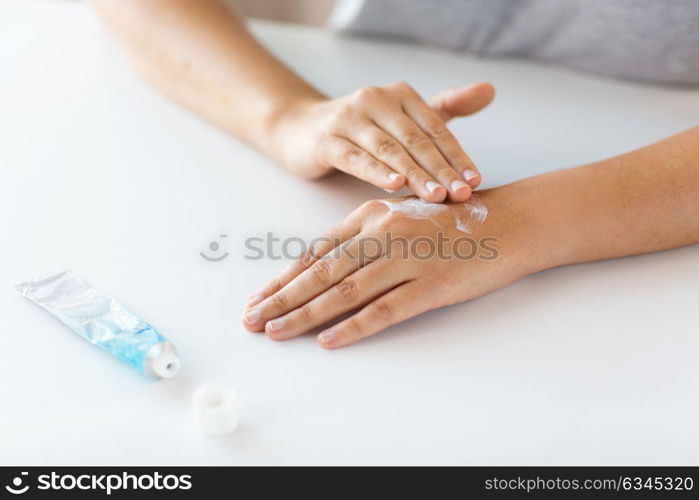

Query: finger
left=352, top=122, right=444, bottom=199
left=401, top=91, right=481, bottom=192
left=375, top=84, right=468, bottom=201
left=429, top=82, right=495, bottom=122
left=322, top=136, right=406, bottom=192
left=265, top=258, right=407, bottom=340
left=243, top=233, right=384, bottom=331
left=383, top=112, right=471, bottom=202
left=316, top=280, right=434, bottom=349
left=245, top=212, right=362, bottom=309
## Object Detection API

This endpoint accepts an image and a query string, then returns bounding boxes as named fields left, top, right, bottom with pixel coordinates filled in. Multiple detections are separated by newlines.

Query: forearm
left=506, top=127, right=699, bottom=272
left=89, top=0, right=324, bottom=151
left=239, top=127, right=698, bottom=347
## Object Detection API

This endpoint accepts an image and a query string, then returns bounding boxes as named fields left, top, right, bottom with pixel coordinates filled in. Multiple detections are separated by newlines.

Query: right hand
left=268, top=81, right=495, bottom=203
left=242, top=187, right=536, bottom=348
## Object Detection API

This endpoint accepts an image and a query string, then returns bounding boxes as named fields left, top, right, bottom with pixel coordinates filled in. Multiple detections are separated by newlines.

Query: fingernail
left=449, top=179, right=468, bottom=193
left=388, top=172, right=401, bottom=183
left=246, top=294, right=264, bottom=307
left=267, top=317, right=285, bottom=332
left=425, top=180, right=442, bottom=193
left=318, top=329, right=336, bottom=344
left=245, top=307, right=261, bottom=324
left=463, top=169, right=478, bottom=182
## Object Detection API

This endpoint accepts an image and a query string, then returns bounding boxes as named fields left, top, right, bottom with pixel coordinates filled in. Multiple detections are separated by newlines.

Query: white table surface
left=1, top=0, right=698, bottom=466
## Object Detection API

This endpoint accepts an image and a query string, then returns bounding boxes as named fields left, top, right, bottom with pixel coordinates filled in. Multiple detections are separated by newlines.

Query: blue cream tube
left=15, top=270, right=180, bottom=379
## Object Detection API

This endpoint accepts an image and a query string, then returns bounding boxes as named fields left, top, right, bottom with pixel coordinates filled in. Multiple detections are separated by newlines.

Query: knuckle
left=431, top=166, right=454, bottom=178
left=382, top=210, right=404, bottom=223
left=404, top=130, right=429, bottom=148
left=267, top=278, right=282, bottom=291
left=371, top=300, right=394, bottom=321
left=298, top=304, right=314, bottom=322
left=392, top=81, right=413, bottom=94
left=336, top=103, right=354, bottom=119
left=402, top=165, right=422, bottom=180
left=376, top=218, right=395, bottom=233
left=345, top=316, right=363, bottom=335
left=310, top=259, right=332, bottom=285
left=354, top=86, right=381, bottom=102
left=366, top=162, right=384, bottom=175
left=433, top=99, right=450, bottom=116
left=446, top=154, right=469, bottom=167
left=362, top=198, right=385, bottom=212
left=297, top=248, right=317, bottom=269
left=330, top=106, right=353, bottom=129
left=376, top=139, right=401, bottom=156
left=342, top=148, right=363, bottom=165
left=335, top=279, right=359, bottom=301
left=271, top=293, right=288, bottom=310
left=423, top=120, right=448, bottom=139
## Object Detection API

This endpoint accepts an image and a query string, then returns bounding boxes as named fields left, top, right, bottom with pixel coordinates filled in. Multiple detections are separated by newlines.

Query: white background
left=1, top=0, right=698, bottom=465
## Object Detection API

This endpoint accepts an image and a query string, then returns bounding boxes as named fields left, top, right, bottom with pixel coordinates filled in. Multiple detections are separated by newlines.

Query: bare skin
left=89, top=0, right=494, bottom=202
left=243, top=128, right=699, bottom=348
left=88, top=1, right=699, bottom=348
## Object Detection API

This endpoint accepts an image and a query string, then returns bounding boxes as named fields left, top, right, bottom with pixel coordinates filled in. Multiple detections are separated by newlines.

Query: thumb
left=429, top=82, right=495, bottom=122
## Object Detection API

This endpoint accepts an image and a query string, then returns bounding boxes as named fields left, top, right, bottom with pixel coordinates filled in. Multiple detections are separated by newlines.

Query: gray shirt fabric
left=330, top=0, right=699, bottom=85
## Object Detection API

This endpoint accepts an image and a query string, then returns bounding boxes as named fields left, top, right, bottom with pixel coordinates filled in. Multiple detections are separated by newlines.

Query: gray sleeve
left=490, top=0, right=699, bottom=85
left=332, top=0, right=699, bottom=85
left=330, top=0, right=516, bottom=51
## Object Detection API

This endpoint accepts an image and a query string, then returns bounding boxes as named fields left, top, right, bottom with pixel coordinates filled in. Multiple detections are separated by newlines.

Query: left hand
left=242, top=188, right=538, bottom=349
left=266, top=82, right=495, bottom=202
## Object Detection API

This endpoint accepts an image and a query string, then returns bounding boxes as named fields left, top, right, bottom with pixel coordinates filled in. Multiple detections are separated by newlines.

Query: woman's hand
left=267, top=82, right=495, bottom=203
left=91, top=0, right=492, bottom=202
left=242, top=186, right=540, bottom=349
left=243, top=126, right=699, bottom=349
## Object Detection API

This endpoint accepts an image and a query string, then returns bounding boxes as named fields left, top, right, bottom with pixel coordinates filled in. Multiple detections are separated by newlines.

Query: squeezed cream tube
left=15, top=270, right=181, bottom=379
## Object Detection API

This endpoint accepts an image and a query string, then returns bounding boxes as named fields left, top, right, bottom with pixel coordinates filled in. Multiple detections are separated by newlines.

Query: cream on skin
left=242, top=127, right=699, bottom=349
left=379, top=195, right=488, bottom=233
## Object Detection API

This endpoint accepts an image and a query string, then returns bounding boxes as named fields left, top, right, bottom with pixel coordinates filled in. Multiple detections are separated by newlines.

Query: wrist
left=506, top=173, right=589, bottom=273
left=263, top=94, right=336, bottom=179
left=479, top=175, right=580, bottom=277
left=260, top=92, right=326, bottom=160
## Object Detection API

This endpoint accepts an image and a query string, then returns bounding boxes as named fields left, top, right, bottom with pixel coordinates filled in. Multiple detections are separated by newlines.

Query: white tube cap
left=144, top=342, right=181, bottom=379
left=152, top=351, right=181, bottom=379
left=192, top=384, right=238, bottom=437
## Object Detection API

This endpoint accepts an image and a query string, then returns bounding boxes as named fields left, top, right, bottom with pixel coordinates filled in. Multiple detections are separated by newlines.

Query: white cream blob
left=455, top=195, right=488, bottom=232
left=379, top=195, right=488, bottom=233
left=379, top=198, right=448, bottom=219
